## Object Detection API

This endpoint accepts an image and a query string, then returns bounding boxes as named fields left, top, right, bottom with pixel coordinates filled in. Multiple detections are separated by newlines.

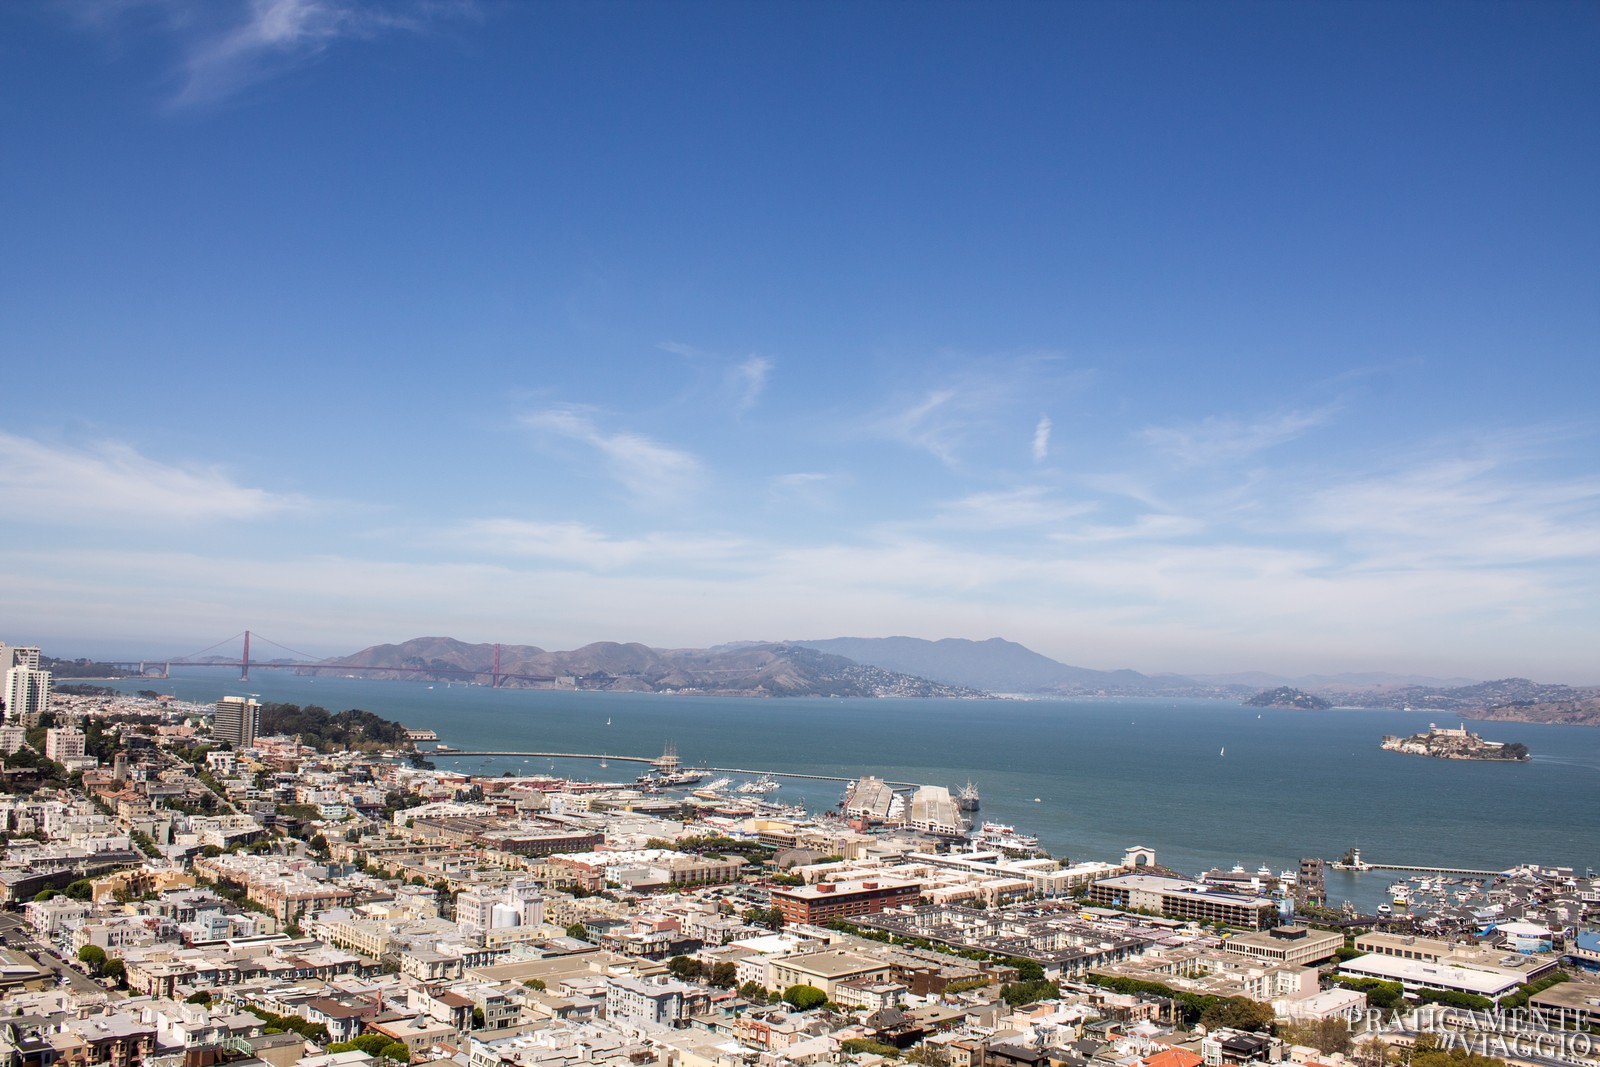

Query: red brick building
left=768, top=878, right=920, bottom=925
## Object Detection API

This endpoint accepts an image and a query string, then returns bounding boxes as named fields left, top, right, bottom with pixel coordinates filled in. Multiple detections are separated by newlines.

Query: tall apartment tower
left=5, top=664, right=52, bottom=727
left=213, top=696, right=261, bottom=749
left=1, top=645, right=42, bottom=670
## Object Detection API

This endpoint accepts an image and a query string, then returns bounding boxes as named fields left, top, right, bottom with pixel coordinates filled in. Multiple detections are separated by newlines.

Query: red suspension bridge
left=108, top=630, right=556, bottom=688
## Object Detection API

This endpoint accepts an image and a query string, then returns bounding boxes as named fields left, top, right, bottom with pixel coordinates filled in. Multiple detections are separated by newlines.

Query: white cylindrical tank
left=490, top=903, right=520, bottom=928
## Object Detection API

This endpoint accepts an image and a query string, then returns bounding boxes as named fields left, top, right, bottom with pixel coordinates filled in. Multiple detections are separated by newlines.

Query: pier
left=1332, top=860, right=1502, bottom=877
left=425, top=750, right=918, bottom=787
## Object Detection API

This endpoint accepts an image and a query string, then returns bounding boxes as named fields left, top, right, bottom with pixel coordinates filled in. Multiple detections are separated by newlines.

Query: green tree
left=77, top=945, right=107, bottom=972
left=1001, top=979, right=1059, bottom=1007
left=565, top=923, right=590, bottom=941
left=667, top=955, right=704, bottom=981
left=783, top=984, right=828, bottom=1011
left=471, top=1007, right=485, bottom=1028
left=186, top=991, right=213, bottom=1005
left=33, top=888, right=59, bottom=902
left=1334, top=976, right=1404, bottom=1012
left=1008, top=957, right=1045, bottom=982
left=64, top=879, right=94, bottom=900
left=1279, top=1019, right=1353, bottom=1056
left=380, top=1042, right=412, bottom=1063
left=102, top=958, right=126, bottom=986
left=1199, top=996, right=1275, bottom=1033
left=709, top=961, right=738, bottom=988
left=522, top=979, right=547, bottom=991
left=739, top=981, right=768, bottom=1004
left=352, top=1035, right=393, bottom=1056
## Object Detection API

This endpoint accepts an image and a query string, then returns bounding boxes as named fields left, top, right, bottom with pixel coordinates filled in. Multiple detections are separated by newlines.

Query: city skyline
left=1, top=1, right=1597, bottom=682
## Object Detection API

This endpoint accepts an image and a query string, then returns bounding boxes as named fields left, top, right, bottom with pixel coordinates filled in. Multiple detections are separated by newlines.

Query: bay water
left=100, top=670, right=1600, bottom=913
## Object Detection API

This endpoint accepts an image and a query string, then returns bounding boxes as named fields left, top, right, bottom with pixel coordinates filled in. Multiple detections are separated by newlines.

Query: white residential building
left=604, top=974, right=698, bottom=1027
left=456, top=877, right=545, bottom=945
left=45, top=726, right=86, bottom=762
left=5, top=665, right=51, bottom=727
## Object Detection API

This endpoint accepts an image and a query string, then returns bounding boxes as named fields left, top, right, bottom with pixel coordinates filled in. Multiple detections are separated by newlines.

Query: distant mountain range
left=791, top=636, right=1207, bottom=695
left=309, top=636, right=984, bottom=699
left=309, top=634, right=1600, bottom=724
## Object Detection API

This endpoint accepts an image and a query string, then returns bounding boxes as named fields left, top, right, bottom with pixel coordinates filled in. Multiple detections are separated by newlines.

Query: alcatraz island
left=1381, top=722, right=1531, bottom=762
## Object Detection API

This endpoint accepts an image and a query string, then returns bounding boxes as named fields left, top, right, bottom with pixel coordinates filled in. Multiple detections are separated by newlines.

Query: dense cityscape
left=3, top=641, right=1598, bottom=1067
left=3, top=7, right=1596, bottom=1067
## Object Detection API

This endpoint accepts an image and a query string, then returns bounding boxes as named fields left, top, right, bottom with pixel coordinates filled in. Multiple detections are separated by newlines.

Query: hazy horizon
left=14, top=628, right=1597, bottom=690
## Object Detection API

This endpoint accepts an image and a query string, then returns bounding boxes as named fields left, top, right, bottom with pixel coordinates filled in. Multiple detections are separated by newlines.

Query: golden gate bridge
left=107, top=630, right=555, bottom=688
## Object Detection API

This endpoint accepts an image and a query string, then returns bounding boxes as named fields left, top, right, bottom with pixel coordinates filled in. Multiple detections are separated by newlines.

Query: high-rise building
left=0, top=645, right=42, bottom=671
left=1297, top=857, right=1326, bottom=906
left=5, top=666, right=52, bottom=727
left=213, top=696, right=261, bottom=749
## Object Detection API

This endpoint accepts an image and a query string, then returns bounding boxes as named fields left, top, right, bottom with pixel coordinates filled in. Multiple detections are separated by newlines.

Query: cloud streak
left=867, top=356, right=1089, bottom=470
left=448, top=518, right=750, bottom=572
left=0, top=430, right=302, bottom=523
left=1142, top=405, right=1339, bottom=467
left=71, top=0, right=478, bottom=108
left=521, top=407, right=703, bottom=505
left=659, top=341, right=776, bottom=414
left=730, top=355, right=773, bottom=412
left=933, top=487, right=1095, bottom=530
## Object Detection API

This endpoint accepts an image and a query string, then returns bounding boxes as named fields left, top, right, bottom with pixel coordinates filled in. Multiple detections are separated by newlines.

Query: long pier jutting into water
left=426, top=750, right=917, bottom=787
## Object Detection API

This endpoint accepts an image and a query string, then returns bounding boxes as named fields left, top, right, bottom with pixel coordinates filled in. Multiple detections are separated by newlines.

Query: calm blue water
left=104, top=670, right=1600, bottom=911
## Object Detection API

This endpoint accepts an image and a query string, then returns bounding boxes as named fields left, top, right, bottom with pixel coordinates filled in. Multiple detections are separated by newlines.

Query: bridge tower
left=491, top=642, right=502, bottom=688
left=241, top=630, right=250, bottom=682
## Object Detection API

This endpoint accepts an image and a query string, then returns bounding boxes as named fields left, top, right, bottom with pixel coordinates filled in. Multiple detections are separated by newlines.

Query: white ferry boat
left=973, top=821, right=1043, bottom=855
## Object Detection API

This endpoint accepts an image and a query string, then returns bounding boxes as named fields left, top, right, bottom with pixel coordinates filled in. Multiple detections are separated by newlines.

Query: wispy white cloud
left=767, top=471, right=838, bottom=510
left=1031, top=415, right=1051, bottom=462
left=1050, top=513, right=1207, bottom=543
left=867, top=356, right=1090, bottom=470
left=448, top=518, right=749, bottom=572
left=933, top=487, right=1096, bottom=530
left=730, top=356, right=773, bottom=413
left=1301, top=456, right=1600, bottom=568
left=876, top=388, right=964, bottom=465
left=70, top=0, right=478, bottom=109
left=659, top=341, right=776, bottom=414
left=521, top=407, right=702, bottom=505
left=1142, top=404, right=1339, bottom=467
left=0, top=430, right=302, bottom=523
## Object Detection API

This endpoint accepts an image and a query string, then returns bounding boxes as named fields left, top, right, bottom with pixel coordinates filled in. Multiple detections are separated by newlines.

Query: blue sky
left=2, top=0, right=1598, bottom=681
